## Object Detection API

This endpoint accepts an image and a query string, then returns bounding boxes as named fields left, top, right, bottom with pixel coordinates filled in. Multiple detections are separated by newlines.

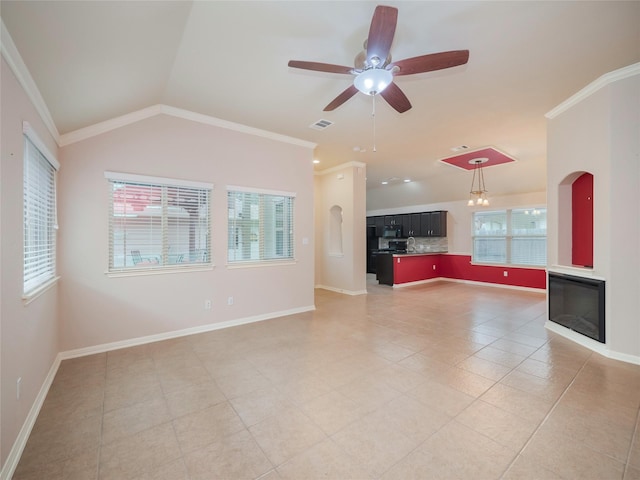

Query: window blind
left=227, top=188, right=294, bottom=263
left=472, top=208, right=547, bottom=266
left=23, top=134, right=58, bottom=294
left=106, top=173, right=211, bottom=272
left=510, top=208, right=547, bottom=266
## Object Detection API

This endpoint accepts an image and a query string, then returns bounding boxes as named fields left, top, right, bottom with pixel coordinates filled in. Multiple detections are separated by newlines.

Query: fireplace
left=548, top=272, right=605, bottom=343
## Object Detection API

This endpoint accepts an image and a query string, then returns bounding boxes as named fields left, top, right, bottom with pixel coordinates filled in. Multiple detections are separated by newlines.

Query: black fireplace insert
left=548, top=272, right=605, bottom=343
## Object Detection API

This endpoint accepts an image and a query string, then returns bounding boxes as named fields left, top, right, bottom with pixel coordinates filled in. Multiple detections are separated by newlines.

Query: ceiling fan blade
left=288, top=60, right=354, bottom=75
left=390, top=50, right=469, bottom=76
left=366, top=6, right=398, bottom=66
left=324, top=85, right=359, bottom=111
left=380, top=82, right=412, bottom=113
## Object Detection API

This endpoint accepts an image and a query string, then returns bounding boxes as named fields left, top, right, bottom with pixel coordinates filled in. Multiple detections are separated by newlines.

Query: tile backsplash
left=379, top=236, right=448, bottom=252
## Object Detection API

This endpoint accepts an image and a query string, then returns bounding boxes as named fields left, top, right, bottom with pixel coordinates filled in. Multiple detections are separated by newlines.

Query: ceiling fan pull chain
left=372, top=94, right=377, bottom=153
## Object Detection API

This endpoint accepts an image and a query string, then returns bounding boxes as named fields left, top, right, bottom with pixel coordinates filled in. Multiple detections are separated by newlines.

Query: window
left=106, top=172, right=211, bottom=273
left=227, top=187, right=295, bottom=264
left=473, top=208, right=546, bottom=266
left=23, top=123, right=60, bottom=296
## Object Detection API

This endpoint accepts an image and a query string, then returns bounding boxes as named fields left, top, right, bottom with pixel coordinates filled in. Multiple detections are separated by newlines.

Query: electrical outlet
left=503, top=271, right=508, bottom=277
left=204, top=300, right=212, bottom=310
left=433, top=265, right=436, bottom=270
left=227, top=296, right=234, bottom=306
left=17, top=377, right=21, bottom=400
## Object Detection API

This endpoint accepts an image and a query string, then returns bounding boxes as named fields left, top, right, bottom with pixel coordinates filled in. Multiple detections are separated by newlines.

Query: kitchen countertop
left=393, top=251, right=448, bottom=256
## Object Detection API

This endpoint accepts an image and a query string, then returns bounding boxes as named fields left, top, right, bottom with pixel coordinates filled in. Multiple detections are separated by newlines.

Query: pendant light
left=467, top=158, right=490, bottom=206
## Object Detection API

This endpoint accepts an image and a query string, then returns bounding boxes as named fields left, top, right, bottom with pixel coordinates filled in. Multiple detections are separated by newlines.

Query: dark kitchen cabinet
left=384, top=215, right=402, bottom=227
left=373, top=216, right=385, bottom=236
left=420, top=211, right=447, bottom=237
left=403, top=213, right=422, bottom=237
left=430, top=211, right=447, bottom=237
left=376, top=253, right=394, bottom=286
left=367, top=210, right=446, bottom=238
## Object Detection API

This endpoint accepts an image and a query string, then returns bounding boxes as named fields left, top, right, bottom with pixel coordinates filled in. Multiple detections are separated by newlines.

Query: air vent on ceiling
left=309, top=119, right=334, bottom=131
left=450, top=145, right=470, bottom=152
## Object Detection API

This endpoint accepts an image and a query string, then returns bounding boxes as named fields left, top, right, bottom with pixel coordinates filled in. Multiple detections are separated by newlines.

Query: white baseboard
left=60, top=305, right=316, bottom=360
left=388, top=276, right=544, bottom=293
left=1, top=304, right=315, bottom=478
left=392, top=277, right=443, bottom=288
left=545, top=320, right=640, bottom=366
left=441, top=277, right=545, bottom=293
left=0, top=354, right=62, bottom=480
left=314, top=285, right=367, bottom=296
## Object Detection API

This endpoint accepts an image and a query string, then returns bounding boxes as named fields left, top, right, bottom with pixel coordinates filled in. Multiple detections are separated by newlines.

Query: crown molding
left=58, top=105, right=163, bottom=146
left=546, top=62, right=640, bottom=119
left=59, top=104, right=317, bottom=150
left=1, top=18, right=60, bottom=143
left=315, top=161, right=367, bottom=176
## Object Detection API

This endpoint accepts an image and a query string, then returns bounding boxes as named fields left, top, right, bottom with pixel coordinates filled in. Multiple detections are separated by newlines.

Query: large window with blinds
left=473, top=208, right=547, bottom=266
left=227, top=187, right=295, bottom=264
left=106, top=172, right=211, bottom=273
left=23, top=123, right=60, bottom=296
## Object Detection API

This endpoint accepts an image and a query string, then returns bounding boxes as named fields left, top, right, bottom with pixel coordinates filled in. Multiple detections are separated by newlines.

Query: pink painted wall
left=58, top=114, right=315, bottom=351
left=1, top=58, right=61, bottom=467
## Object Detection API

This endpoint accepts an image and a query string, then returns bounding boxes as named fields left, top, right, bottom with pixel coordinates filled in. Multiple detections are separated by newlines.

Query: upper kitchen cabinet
left=367, top=215, right=384, bottom=237
left=384, top=215, right=402, bottom=226
left=420, top=211, right=447, bottom=237
left=403, top=213, right=422, bottom=237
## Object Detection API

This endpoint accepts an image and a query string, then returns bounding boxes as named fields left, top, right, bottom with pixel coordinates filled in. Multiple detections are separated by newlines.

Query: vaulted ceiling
left=2, top=1, right=639, bottom=209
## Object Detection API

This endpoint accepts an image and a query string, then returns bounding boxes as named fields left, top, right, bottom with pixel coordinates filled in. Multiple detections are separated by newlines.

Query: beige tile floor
left=13, top=279, right=640, bottom=479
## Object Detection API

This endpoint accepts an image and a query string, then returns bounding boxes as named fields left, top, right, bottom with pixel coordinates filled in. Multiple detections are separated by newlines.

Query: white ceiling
left=2, top=1, right=639, bottom=209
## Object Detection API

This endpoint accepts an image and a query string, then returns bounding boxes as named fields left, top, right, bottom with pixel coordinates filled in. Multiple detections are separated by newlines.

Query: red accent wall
left=393, top=254, right=546, bottom=290
left=394, top=255, right=440, bottom=284
left=572, top=173, right=594, bottom=267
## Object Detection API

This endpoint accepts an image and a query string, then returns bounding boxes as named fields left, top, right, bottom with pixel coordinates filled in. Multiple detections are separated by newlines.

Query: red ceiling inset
left=439, top=147, right=516, bottom=170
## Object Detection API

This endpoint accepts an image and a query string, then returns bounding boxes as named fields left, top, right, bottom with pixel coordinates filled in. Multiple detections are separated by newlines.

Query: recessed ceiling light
left=313, top=159, right=320, bottom=164
left=403, top=179, right=411, bottom=183
left=381, top=181, right=388, bottom=185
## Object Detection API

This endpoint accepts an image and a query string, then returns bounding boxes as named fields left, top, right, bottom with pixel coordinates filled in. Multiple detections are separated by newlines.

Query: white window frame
left=227, top=185, right=295, bottom=266
left=23, top=122, right=60, bottom=301
left=472, top=207, right=547, bottom=267
left=105, top=171, right=213, bottom=275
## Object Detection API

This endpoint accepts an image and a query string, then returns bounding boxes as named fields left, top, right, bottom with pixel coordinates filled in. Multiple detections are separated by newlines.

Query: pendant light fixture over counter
left=467, top=158, right=490, bottom=206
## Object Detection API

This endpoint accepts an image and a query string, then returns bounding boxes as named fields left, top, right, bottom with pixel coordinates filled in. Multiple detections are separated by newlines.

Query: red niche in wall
left=572, top=173, right=593, bottom=267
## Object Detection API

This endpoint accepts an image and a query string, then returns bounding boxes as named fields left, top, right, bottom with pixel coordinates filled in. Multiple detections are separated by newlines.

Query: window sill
left=23, top=276, right=60, bottom=305
left=106, top=264, right=214, bottom=278
left=226, top=259, right=297, bottom=269
left=470, top=261, right=546, bottom=270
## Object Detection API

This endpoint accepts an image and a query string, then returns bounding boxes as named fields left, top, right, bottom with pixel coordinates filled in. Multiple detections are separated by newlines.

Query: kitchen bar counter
left=377, top=252, right=447, bottom=286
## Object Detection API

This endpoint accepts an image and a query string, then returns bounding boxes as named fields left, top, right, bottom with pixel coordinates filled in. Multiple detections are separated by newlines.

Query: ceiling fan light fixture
left=354, top=68, right=393, bottom=96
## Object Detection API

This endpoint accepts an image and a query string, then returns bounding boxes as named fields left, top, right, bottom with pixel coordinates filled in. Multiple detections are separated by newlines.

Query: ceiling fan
left=288, top=5, right=469, bottom=113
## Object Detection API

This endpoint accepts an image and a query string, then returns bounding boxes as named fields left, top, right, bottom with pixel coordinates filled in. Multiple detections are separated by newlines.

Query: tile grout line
left=498, top=351, right=593, bottom=479
left=623, top=402, right=640, bottom=478
left=96, top=354, right=108, bottom=480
